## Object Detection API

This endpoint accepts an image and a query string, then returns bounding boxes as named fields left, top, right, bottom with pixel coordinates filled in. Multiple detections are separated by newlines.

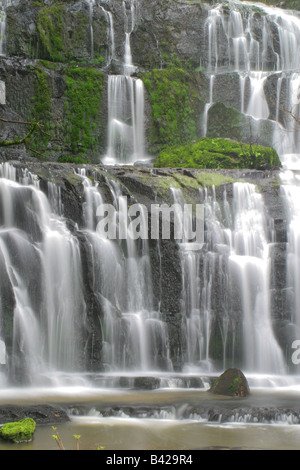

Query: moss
left=63, top=67, right=104, bottom=157
left=151, top=175, right=181, bottom=201
left=172, top=173, right=200, bottom=190
left=0, top=418, right=36, bottom=443
left=196, top=172, right=235, bottom=187
left=27, top=66, right=53, bottom=156
left=36, top=3, right=89, bottom=63
left=154, top=137, right=282, bottom=170
left=229, top=376, right=240, bottom=394
left=37, top=4, right=65, bottom=62
left=142, top=67, right=202, bottom=154
left=58, top=155, right=87, bottom=164
left=38, top=60, right=59, bottom=70
left=32, top=68, right=52, bottom=121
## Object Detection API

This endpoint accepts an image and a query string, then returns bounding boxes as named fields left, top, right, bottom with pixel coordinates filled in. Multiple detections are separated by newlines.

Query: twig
left=0, top=117, right=45, bottom=128
left=0, top=124, right=38, bottom=147
left=52, top=427, right=65, bottom=450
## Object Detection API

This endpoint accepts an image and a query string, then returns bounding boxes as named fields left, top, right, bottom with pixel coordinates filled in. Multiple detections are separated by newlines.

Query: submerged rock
left=209, top=368, right=250, bottom=397
left=0, top=417, right=36, bottom=443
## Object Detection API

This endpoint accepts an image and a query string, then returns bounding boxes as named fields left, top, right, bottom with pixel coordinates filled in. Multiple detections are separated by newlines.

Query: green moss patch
left=0, top=418, right=36, bottom=443
left=63, top=67, right=104, bottom=156
left=154, top=137, right=282, bottom=170
left=37, top=4, right=65, bottom=62
left=142, top=67, right=202, bottom=153
left=196, top=172, right=235, bottom=187
left=37, top=3, right=89, bottom=63
left=28, top=66, right=53, bottom=154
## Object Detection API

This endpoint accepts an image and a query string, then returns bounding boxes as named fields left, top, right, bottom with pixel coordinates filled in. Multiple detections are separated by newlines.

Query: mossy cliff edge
left=155, top=137, right=281, bottom=170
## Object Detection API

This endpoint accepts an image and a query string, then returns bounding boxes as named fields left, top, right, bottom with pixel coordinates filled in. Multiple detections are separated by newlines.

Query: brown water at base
left=0, top=385, right=300, bottom=450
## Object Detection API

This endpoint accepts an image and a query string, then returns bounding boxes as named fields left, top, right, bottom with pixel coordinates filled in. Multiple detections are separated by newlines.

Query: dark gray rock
left=209, top=368, right=250, bottom=397
left=0, top=405, right=70, bottom=425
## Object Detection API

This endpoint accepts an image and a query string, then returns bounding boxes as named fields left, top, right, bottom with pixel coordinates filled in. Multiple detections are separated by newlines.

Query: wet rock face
left=6, top=1, right=108, bottom=63
left=0, top=405, right=70, bottom=425
left=0, top=0, right=296, bottom=162
left=131, top=0, right=208, bottom=70
left=209, top=368, right=250, bottom=397
left=0, top=162, right=292, bottom=375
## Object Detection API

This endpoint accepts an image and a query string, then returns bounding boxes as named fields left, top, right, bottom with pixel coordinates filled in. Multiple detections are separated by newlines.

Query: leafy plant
left=51, top=426, right=104, bottom=450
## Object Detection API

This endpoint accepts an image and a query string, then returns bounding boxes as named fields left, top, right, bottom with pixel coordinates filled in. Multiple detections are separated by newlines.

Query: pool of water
left=1, top=374, right=300, bottom=450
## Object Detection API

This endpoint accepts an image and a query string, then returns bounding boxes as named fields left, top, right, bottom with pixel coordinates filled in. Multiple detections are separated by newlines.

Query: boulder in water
left=0, top=418, right=36, bottom=443
left=209, top=368, right=250, bottom=397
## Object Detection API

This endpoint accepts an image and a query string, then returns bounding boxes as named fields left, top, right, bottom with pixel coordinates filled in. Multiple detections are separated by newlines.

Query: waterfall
left=229, top=183, right=286, bottom=374
left=77, top=169, right=171, bottom=372
left=1, top=0, right=300, bottom=388
left=88, top=0, right=95, bottom=59
left=0, top=164, right=87, bottom=384
left=99, top=3, right=115, bottom=65
left=202, top=74, right=215, bottom=137
left=171, top=179, right=286, bottom=375
left=103, top=0, right=147, bottom=165
left=0, top=0, right=13, bottom=56
left=203, top=1, right=300, bottom=170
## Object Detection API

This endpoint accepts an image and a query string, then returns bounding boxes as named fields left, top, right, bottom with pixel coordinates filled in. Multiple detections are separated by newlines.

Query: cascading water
left=88, top=0, right=95, bottom=59
left=203, top=0, right=300, bottom=167
left=2, top=2, right=300, bottom=449
left=99, top=2, right=115, bottom=66
left=229, top=183, right=286, bottom=374
left=0, top=163, right=87, bottom=385
left=0, top=0, right=13, bottom=57
left=103, top=0, right=147, bottom=165
left=77, top=168, right=172, bottom=373
left=199, top=0, right=300, bottom=379
left=171, top=179, right=286, bottom=375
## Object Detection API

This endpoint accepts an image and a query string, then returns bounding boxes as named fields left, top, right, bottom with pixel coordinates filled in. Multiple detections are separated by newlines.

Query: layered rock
left=0, top=161, right=290, bottom=378
left=0, top=0, right=297, bottom=163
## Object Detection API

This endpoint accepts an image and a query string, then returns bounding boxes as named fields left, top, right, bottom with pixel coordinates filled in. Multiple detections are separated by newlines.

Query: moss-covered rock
left=154, top=137, right=282, bottom=170
left=209, top=368, right=250, bottom=397
left=0, top=418, right=36, bottom=443
left=7, top=1, right=108, bottom=64
left=142, top=67, right=205, bottom=154
left=63, top=66, right=104, bottom=157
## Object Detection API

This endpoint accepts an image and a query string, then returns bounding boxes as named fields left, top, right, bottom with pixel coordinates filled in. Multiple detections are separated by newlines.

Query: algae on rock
left=0, top=418, right=36, bottom=443
left=142, top=67, right=205, bottom=155
left=154, top=137, right=282, bottom=170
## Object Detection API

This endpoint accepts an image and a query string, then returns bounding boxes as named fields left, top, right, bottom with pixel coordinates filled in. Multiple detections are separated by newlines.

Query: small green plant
left=73, top=434, right=81, bottom=451
left=51, top=426, right=104, bottom=450
left=52, top=426, right=65, bottom=450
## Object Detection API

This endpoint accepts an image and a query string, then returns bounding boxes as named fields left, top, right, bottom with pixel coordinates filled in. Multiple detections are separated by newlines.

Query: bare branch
left=0, top=117, right=45, bottom=128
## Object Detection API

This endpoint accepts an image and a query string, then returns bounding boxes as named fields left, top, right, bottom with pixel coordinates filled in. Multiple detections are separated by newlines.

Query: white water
left=229, top=183, right=286, bottom=374
left=1, top=6, right=300, bottom=452
left=105, top=75, right=145, bottom=164
left=99, top=3, right=115, bottom=65
left=103, top=0, right=148, bottom=165
left=0, top=0, right=13, bottom=56
left=76, top=168, right=171, bottom=372
left=87, top=0, right=95, bottom=58
left=203, top=1, right=300, bottom=169
left=0, top=165, right=87, bottom=383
